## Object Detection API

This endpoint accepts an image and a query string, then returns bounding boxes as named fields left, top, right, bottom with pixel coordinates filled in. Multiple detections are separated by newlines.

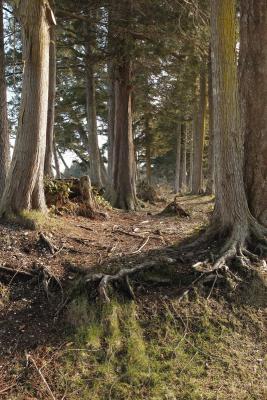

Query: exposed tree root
left=85, top=257, right=176, bottom=303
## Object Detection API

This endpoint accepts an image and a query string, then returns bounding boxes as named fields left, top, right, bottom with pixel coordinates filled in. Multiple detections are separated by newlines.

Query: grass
left=52, top=284, right=267, bottom=400
left=2, top=252, right=267, bottom=399
left=3, top=209, right=61, bottom=230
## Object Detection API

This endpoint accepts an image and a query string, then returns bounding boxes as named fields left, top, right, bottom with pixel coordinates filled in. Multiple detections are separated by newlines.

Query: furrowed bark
left=191, top=67, right=206, bottom=194
left=0, top=0, right=53, bottom=215
left=174, top=122, right=181, bottom=193
left=84, top=14, right=102, bottom=190
left=44, top=4, right=56, bottom=178
left=0, top=0, right=9, bottom=196
left=240, top=0, right=267, bottom=226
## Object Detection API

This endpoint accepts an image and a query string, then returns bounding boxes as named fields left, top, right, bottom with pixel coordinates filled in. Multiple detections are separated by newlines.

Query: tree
left=191, top=66, right=206, bottom=194
left=205, top=50, right=215, bottom=195
left=111, top=0, right=137, bottom=210
left=44, top=0, right=56, bottom=178
left=179, top=122, right=187, bottom=191
left=0, top=0, right=54, bottom=215
left=84, top=11, right=103, bottom=189
left=174, top=123, right=181, bottom=193
left=0, top=0, right=9, bottom=195
left=240, top=0, right=267, bottom=226
left=205, top=0, right=267, bottom=266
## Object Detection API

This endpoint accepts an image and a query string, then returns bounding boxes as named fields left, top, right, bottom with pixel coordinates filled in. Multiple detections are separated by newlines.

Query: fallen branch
left=26, top=354, right=57, bottom=400
left=131, top=236, right=150, bottom=254
left=0, top=264, right=33, bottom=280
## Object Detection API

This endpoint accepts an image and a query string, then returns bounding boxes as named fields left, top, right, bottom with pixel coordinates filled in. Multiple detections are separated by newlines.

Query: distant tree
left=0, top=0, right=54, bottom=215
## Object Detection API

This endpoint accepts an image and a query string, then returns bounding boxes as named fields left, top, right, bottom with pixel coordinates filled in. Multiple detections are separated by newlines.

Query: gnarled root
left=85, top=257, right=176, bottom=303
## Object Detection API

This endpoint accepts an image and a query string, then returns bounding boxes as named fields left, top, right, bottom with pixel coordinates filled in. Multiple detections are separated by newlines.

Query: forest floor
left=0, top=192, right=266, bottom=400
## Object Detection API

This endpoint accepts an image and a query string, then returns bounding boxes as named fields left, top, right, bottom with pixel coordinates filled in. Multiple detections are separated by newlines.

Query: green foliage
left=44, top=178, right=72, bottom=205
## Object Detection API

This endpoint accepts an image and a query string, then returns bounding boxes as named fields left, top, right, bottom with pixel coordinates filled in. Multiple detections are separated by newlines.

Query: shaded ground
left=0, top=194, right=266, bottom=399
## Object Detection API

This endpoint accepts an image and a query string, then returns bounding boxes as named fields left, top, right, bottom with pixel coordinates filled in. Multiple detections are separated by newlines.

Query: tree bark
left=188, top=120, right=194, bottom=191
left=0, top=0, right=9, bottom=196
left=191, top=67, right=206, bottom=194
left=84, top=17, right=102, bottom=190
left=111, top=0, right=137, bottom=210
left=145, top=115, right=152, bottom=185
left=240, top=0, right=267, bottom=226
left=107, top=63, right=116, bottom=183
left=210, top=0, right=267, bottom=250
left=0, top=0, right=53, bottom=215
left=206, top=51, right=215, bottom=195
left=112, top=60, right=137, bottom=210
left=44, top=4, right=56, bottom=178
left=53, top=141, right=61, bottom=178
left=180, top=122, right=187, bottom=192
left=174, top=123, right=181, bottom=193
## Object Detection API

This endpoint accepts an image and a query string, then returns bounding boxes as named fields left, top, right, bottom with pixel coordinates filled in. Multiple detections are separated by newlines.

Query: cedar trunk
left=107, top=63, right=116, bottom=183
left=191, top=68, right=206, bottom=194
left=240, top=0, right=267, bottom=226
left=0, top=0, right=52, bottom=215
left=112, top=61, right=137, bottom=210
left=85, top=19, right=102, bottom=189
left=211, top=0, right=250, bottom=232
left=145, top=116, right=152, bottom=185
left=180, top=123, right=187, bottom=191
left=174, top=123, right=181, bottom=193
left=0, top=0, right=9, bottom=195
left=44, top=14, right=56, bottom=178
left=206, top=51, right=215, bottom=195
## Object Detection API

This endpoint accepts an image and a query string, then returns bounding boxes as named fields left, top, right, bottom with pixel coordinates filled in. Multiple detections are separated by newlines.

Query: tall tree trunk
left=53, top=140, right=61, bottom=178
left=57, top=149, right=69, bottom=174
left=0, top=0, right=9, bottom=195
left=111, top=0, right=137, bottom=210
left=191, top=68, right=206, bottom=194
left=145, top=115, right=152, bottom=185
left=208, top=0, right=267, bottom=259
left=240, top=0, right=267, bottom=226
left=112, top=60, right=137, bottom=210
left=188, top=120, right=194, bottom=191
left=174, top=123, right=181, bottom=193
left=180, top=123, right=187, bottom=192
left=84, top=17, right=102, bottom=190
left=0, top=0, right=53, bottom=215
left=44, top=5, right=56, bottom=178
left=107, top=63, right=116, bottom=183
left=206, top=51, right=215, bottom=195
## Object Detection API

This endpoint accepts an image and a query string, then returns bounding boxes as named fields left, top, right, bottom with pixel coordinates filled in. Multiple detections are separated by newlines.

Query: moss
left=52, top=292, right=267, bottom=400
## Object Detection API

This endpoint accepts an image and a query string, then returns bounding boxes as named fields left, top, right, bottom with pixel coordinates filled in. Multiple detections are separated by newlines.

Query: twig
left=113, top=227, right=144, bottom=238
left=131, top=236, right=150, bottom=254
left=0, top=264, right=33, bottom=279
left=26, top=354, right=57, bottom=400
left=207, top=272, right=218, bottom=300
left=76, top=224, right=93, bottom=232
left=0, top=383, right=17, bottom=395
